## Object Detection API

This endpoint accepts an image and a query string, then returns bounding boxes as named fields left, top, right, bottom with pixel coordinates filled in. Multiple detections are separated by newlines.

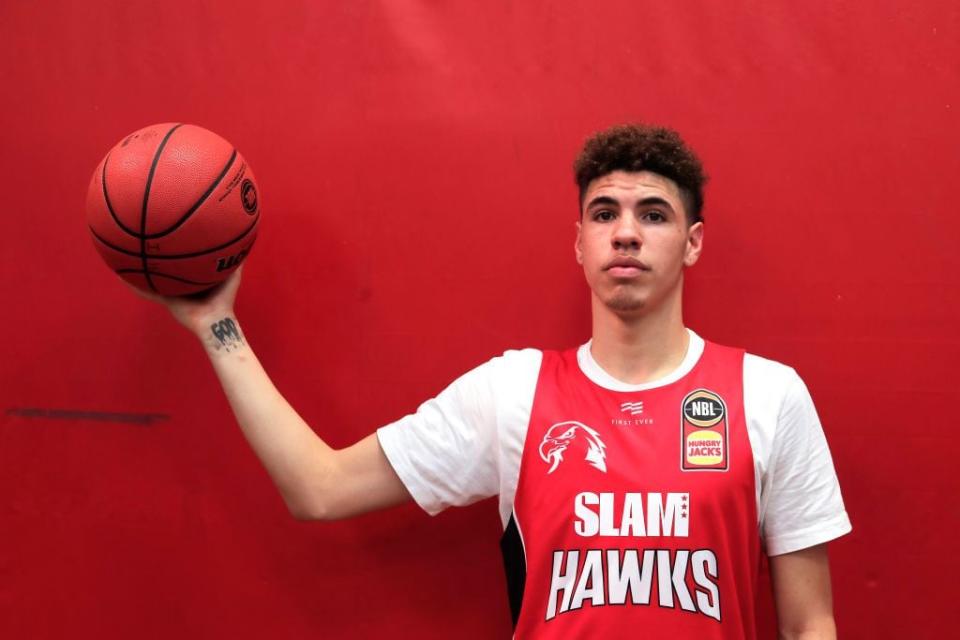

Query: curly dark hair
left=573, top=123, right=707, bottom=224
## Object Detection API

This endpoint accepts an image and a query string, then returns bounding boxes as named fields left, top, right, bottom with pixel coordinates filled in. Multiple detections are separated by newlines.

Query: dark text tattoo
left=210, top=317, right=245, bottom=352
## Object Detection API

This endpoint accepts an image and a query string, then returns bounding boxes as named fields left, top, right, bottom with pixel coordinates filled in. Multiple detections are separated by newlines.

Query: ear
left=683, top=221, right=704, bottom=267
left=574, top=220, right=584, bottom=264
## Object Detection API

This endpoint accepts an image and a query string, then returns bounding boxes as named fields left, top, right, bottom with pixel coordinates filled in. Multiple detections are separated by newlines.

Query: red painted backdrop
left=1, top=1, right=956, bottom=637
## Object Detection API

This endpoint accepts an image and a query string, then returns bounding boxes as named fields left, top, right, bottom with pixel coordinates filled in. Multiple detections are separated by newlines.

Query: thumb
left=223, top=265, right=243, bottom=296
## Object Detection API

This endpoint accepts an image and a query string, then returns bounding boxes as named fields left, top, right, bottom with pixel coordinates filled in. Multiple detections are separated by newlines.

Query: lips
left=604, top=256, right=651, bottom=274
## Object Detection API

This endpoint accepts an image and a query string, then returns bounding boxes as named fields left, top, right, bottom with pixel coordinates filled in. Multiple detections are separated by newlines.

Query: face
left=575, top=170, right=703, bottom=315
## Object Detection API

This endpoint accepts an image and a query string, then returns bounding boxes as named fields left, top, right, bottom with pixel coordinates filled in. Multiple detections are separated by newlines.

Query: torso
left=505, top=341, right=760, bottom=639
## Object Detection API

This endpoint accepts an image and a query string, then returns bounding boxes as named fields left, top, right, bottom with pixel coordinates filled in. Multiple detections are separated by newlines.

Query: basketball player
left=136, top=124, right=851, bottom=638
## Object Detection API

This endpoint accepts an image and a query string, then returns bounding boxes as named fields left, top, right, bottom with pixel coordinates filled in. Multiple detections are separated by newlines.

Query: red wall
left=1, top=1, right=956, bottom=637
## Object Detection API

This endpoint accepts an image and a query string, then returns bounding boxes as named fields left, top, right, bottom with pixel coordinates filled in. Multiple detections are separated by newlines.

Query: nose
left=612, top=215, right=641, bottom=251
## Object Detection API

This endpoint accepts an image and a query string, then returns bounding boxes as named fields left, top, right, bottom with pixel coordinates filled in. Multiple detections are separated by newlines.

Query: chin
left=604, top=293, right=647, bottom=313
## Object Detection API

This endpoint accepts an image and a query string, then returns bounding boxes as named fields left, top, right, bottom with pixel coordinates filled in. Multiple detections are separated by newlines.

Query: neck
left=589, top=287, right=689, bottom=385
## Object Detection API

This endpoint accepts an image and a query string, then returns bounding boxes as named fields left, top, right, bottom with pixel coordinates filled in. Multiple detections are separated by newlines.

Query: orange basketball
left=86, top=123, right=261, bottom=296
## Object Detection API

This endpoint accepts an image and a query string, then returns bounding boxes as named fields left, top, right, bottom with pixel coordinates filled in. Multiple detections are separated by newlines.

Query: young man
left=141, top=124, right=851, bottom=638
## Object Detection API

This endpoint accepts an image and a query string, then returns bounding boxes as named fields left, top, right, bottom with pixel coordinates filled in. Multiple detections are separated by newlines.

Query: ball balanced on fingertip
left=86, top=123, right=261, bottom=296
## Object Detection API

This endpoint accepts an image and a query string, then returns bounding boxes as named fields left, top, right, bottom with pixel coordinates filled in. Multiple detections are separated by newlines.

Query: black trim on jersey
left=500, top=514, right=527, bottom=628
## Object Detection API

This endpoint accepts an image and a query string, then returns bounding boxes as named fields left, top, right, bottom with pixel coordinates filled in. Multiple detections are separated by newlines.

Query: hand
left=121, top=267, right=244, bottom=337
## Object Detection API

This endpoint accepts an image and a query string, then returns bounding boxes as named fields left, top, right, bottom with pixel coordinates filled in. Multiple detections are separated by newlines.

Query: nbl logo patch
left=681, top=389, right=728, bottom=471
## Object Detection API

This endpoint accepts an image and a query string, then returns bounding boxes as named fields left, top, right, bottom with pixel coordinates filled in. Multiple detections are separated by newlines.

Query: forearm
left=771, top=544, right=837, bottom=640
left=198, top=314, right=334, bottom=518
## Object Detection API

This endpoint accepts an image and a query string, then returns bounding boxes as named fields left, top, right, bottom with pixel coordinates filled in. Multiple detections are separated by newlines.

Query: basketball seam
left=98, top=139, right=240, bottom=242
left=89, top=215, right=258, bottom=260
left=144, top=149, right=239, bottom=239
left=100, top=152, right=142, bottom=238
left=115, top=269, right=216, bottom=286
left=141, top=124, right=185, bottom=291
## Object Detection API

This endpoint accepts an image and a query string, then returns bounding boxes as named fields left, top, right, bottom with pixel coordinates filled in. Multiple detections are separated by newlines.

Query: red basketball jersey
left=505, top=341, right=760, bottom=638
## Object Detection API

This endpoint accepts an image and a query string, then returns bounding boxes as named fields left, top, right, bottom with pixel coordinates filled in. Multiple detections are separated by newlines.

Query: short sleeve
left=760, top=372, right=852, bottom=556
left=376, top=355, right=504, bottom=516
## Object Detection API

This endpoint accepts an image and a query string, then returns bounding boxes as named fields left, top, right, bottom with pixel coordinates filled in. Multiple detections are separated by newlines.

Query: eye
left=643, top=210, right=667, bottom=222
left=593, top=209, right=616, bottom=222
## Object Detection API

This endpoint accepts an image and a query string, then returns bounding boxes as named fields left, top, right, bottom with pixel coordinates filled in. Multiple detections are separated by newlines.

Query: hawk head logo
left=539, top=421, right=607, bottom=474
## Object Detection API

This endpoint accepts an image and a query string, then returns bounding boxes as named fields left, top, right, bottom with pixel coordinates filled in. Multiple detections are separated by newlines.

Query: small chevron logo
left=620, top=401, right=644, bottom=416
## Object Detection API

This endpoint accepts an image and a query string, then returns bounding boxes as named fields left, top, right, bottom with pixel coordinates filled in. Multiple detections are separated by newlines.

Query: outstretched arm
left=128, top=269, right=412, bottom=520
left=769, top=543, right=837, bottom=640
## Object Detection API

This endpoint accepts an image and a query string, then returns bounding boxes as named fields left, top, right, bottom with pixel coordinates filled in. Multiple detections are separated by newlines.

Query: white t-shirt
left=377, top=330, right=851, bottom=556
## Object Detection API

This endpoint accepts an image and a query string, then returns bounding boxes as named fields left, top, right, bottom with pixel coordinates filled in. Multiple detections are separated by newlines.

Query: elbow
left=289, top=504, right=322, bottom=521
left=285, top=495, right=330, bottom=521
left=283, top=467, right=341, bottom=521
left=777, top=618, right=837, bottom=640
left=281, top=458, right=356, bottom=522
left=287, top=497, right=345, bottom=522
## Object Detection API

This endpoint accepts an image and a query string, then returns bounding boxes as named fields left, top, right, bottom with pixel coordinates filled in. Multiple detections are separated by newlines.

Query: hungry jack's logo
left=681, top=389, right=728, bottom=471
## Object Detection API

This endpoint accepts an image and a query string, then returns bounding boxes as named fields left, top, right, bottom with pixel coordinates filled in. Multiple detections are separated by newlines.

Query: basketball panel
left=143, top=154, right=260, bottom=255
left=86, top=156, right=142, bottom=252
left=145, top=235, right=257, bottom=295
left=95, top=245, right=146, bottom=280
left=144, top=124, right=236, bottom=236
left=101, top=123, right=179, bottom=234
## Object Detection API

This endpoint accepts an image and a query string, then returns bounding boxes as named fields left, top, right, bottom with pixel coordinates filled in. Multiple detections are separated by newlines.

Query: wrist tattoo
left=210, top=317, right=245, bottom=352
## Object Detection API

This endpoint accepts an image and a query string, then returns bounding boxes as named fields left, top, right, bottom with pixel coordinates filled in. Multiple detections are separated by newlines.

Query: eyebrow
left=585, top=195, right=675, bottom=210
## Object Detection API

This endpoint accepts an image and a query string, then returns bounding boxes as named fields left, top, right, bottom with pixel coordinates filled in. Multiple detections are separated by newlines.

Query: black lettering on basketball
left=217, top=162, right=246, bottom=202
left=216, top=247, right=250, bottom=272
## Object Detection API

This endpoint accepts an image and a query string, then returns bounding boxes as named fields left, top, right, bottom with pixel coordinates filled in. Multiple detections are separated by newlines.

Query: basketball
left=86, top=123, right=261, bottom=296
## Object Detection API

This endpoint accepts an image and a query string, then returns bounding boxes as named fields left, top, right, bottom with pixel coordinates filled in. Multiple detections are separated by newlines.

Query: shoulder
left=438, top=347, right=543, bottom=389
left=486, top=348, right=545, bottom=408
left=742, top=351, right=818, bottom=427
left=374, top=347, right=545, bottom=517
left=739, top=349, right=820, bottom=470
left=743, top=351, right=803, bottom=398
left=493, top=347, right=543, bottom=370
left=459, top=348, right=543, bottom=392
left=409, top=348, right=545, bottom=422
left=739, top=353, right=851, bottom=553
left=699, top=336, right=805, bottom=403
